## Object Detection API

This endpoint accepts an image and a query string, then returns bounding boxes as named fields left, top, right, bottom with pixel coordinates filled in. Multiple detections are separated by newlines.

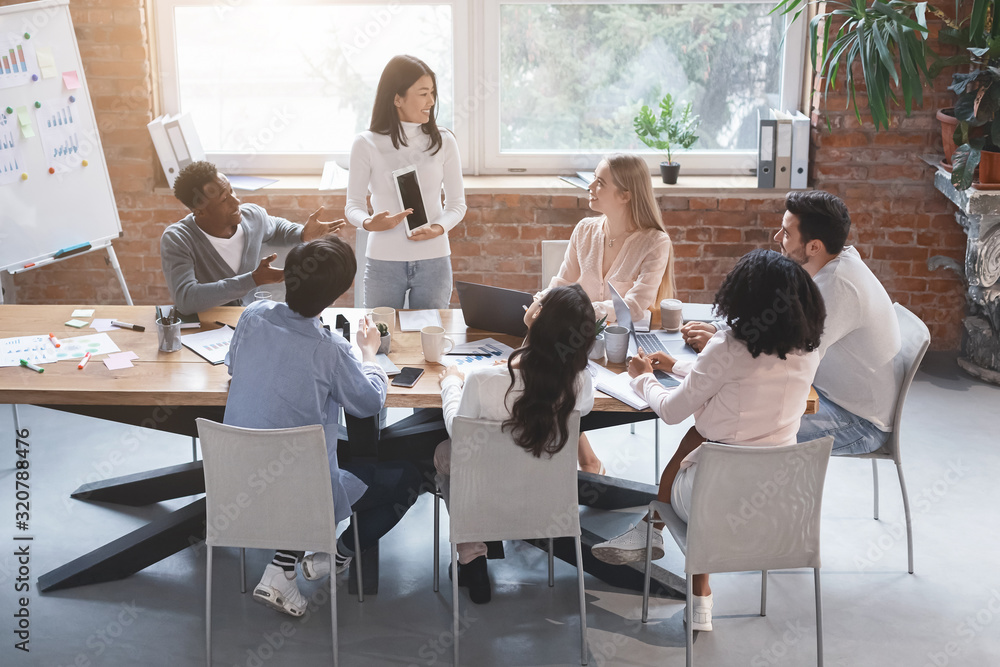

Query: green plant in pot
left=633, top=94, right=701, bottom=184
left=589, top=315, right=608, bottom=360
left=375, top=321, right=391, bottom=354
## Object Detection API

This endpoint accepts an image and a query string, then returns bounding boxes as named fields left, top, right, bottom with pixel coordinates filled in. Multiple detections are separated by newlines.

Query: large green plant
left=633, top=94, right=701, bottom=164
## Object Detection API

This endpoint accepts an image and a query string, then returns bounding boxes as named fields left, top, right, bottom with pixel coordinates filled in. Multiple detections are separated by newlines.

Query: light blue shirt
left=224, top=301, right=388, bottom=522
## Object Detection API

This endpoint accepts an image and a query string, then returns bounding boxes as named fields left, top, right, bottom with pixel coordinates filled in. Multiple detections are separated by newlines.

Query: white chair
left=642, top=436, right=835, bottom=667
left=197, top=419, right=362, bottom=667
left=846, top=303, right=930, bottom=574
left=541, top=239, right=570, bottom=288
left=434, top=413, right=588, bottom=665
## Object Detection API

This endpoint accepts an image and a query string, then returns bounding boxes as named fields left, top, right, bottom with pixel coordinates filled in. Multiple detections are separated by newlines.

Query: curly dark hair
left=785, top=190, right=851, bottom=255
left=369, top=55, right=443, bottom=155
left=172, top=161, right=219, bottom=210
left=504, top=284, right=595, bottom=458
left=714, top=249, right=826, bottom=359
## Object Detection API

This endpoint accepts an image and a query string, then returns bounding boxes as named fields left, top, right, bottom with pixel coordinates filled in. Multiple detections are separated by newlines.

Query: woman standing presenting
left=346, top=55, right=466, bottom=308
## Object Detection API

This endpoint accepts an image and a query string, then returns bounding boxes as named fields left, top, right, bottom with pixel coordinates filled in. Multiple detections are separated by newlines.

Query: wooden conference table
left=0, top=305, right=816, bottom=597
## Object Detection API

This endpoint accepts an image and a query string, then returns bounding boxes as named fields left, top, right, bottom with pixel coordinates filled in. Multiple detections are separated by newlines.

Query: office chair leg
left=654, top=421, right=660, bottom=483
left=240, top=548, right=246, bottom=594
left=192, top=436, right=198, bottom=462
left=352, top=513, right=364, bottom=602
left=642, top=511, right=654, bottom=623
left=630, top=423, right=635, bottom=435
left=760, top=570, right=767, bottom=616
left=434, top=487, right=441, bottom=592
left=452, top=544, right=460, bottom=667
left=872, top=459, right=880, bottom=520
left=575, top=537, right=589, bottom=665
left=11, top=404, right=21, bottom=434
left=205, top=547, right=213, bottom=667
left=814, top=568, right=824, bottom=667
left=331, top=570, right=339, bottom=667
left=896, top=462, right=914, bottom=574
left=548, top=538, right=555, bottom=587
left=685, top=573, right=694, bottom=667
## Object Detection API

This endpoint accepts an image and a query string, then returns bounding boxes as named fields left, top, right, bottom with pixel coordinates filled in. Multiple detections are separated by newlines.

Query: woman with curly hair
left=592, top=249, right=826, bottom=633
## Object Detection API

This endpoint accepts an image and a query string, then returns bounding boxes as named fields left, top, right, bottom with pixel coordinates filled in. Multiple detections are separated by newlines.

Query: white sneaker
left=252, top=564, right=308, bottom=617
left=685, top=593, right=714, bottom=632
left=301, top=551, right=351, bottom=581
left=591, top=523, right=665, bottom=565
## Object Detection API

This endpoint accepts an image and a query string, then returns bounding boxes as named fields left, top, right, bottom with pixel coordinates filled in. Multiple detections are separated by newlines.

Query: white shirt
left=630, top=330, right=820, bottom=468
left=346, top=122, right=466, bottom=262
left=203, top=224, right=246, bottom=274
left=812, top=246, right=900, bottom=430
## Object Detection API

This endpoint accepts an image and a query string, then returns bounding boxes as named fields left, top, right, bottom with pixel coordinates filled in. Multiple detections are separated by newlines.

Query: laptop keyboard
left=635, top=332, right=667, bottom=354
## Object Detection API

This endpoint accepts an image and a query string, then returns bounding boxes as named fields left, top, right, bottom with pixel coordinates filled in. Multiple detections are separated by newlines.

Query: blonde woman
left=548, top=153, right=674, bottom=474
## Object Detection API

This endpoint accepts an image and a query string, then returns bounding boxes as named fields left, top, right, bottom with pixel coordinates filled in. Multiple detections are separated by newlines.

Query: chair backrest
left=886, top=303, right=931, bottom=462
left=684, top=436, right=834, bottom=576
left=541, top=239, right=570, bottom=289
left=447, top=412, right=581, bottom=545
left=196, top=418, right=339, bottom=554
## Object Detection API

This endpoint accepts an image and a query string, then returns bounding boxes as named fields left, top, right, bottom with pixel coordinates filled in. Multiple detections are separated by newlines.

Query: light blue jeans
left=797, top=390, right=890, bottom=455
left=364, top=257, right=453, bottom=309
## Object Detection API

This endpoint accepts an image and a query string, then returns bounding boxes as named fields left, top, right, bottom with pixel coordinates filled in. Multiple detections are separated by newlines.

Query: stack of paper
left=181, top=326, right=233, bottom=365
left=588, top=361, right=648, bottom=410
left=441, top=338, right=514, bottom=370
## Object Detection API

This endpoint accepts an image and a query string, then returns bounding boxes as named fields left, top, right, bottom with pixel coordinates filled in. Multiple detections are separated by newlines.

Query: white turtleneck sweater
left=346, top=122, right=466, bottom=262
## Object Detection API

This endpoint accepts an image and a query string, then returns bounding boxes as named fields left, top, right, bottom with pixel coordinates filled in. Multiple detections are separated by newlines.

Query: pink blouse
left=549, top=216, right=671, bottom=323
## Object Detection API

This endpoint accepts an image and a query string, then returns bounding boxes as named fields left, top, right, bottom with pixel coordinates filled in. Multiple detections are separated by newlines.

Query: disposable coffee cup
left=156, top=317, right=183, bottom=353
left=604, top=325, right=630, bottom=364
left=660, top=299, right=683, bottom=333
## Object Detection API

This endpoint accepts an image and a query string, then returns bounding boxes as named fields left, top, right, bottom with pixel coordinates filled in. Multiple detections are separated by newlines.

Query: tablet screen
left=396, top=170, right=429, bottom=231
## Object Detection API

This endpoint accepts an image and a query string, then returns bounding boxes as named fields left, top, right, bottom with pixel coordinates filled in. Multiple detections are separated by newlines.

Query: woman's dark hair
left=504, top=284, right=596, bottom=458
left=714, top=249, right=826, bottom=359
left=284, top=237, right=357, bottom=318
left=785, top=190, right=851, bottom=255
left=369, top=55, right=443, bottom=155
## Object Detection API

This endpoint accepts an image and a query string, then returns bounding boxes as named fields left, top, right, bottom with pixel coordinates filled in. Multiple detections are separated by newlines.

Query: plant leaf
left=951, top=144, right=981, bottom=190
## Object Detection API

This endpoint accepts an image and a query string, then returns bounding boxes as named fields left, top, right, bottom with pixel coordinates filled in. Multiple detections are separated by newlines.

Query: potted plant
left=633, top=93, right=701, bottom=184
left=588, top=315, right=608, bottom=361
left=376, top=321, right=391, bottom=354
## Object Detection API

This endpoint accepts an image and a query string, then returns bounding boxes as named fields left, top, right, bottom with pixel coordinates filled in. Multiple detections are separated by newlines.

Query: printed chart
left=441, top=338, right=514, bottom=370
left=0, top=335, right=57, bottom=367
left=36, top=95, right=85, bottom=172
left=0, top=36, right=37, bottom=90
left=0, top=110, right=24, bottom=185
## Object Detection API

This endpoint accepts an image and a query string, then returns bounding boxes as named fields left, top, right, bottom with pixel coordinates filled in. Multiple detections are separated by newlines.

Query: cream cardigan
left=548, top=216, right=671, bottom=323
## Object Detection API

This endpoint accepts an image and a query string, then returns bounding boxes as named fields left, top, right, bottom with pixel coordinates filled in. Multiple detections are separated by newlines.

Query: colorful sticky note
left=62, top=70, right=79, bottom=90
left=71, top=309, right=95, bottom=317
left=104, top=355, right=134, bottom=370
left=15, top=106, right=33, bottom=138
left=65, top=319, right=89, bottom=328
left=36, top=46, right=57, bottom=78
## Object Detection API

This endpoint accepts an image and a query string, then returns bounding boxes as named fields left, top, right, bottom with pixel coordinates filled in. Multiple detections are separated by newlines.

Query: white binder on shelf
left=162, top=111, right=205, bottom=171
left=771, top=108, right=793, bottom=189
left=757, top=110, right=776, bottom=189
left=147, top=115, right=180, bottom=186
left=790, top=111, right=810, bottom=189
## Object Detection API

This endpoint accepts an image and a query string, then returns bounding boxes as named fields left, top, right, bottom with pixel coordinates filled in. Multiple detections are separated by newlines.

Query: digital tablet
left=392, top=165, right=430, bottom=238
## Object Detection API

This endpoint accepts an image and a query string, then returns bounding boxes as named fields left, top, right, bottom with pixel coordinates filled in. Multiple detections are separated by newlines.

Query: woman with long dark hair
left=592, top=249, right=826, bottom=634
left=346, top=54, right=466, bottom=308
left=434, top=284, right=597, bottom=604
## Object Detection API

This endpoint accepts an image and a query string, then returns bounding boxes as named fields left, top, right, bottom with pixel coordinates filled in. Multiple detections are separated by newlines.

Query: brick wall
left=3, top=0, right=967, bottom=349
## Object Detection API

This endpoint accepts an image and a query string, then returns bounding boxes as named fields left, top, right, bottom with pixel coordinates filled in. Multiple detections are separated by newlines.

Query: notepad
left=398, top=310, right=443, bottom=332
left=181, top=326, right=233, bottom=365
left=588, top=361, right=648, bottom=410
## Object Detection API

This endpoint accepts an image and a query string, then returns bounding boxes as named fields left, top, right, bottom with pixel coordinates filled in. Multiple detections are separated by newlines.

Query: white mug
left=371, top=306, right=396, bottom=332
left=604, top=325, right=630, bottom=364
left=660, top=298, right=684, bottom=333
left=421, top=325, right=454, bottom=363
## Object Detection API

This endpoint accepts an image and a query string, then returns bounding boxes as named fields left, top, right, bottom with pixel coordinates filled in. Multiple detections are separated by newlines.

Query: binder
left=757, top=111, right=776, bottom=189
left=771, top=109, right=793, bottom=189
left=162, top=111, right=205, bottom=171
left=790, top=111, right=810, bottom=189
left=147, top=115, right=180, bottom=186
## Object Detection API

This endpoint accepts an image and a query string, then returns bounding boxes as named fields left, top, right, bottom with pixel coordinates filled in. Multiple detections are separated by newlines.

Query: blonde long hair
left=604, top=153, right=675, bottom=301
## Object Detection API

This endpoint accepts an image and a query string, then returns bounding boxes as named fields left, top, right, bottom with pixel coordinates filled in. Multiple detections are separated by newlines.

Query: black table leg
left=71, top=462, right=205, bottom=506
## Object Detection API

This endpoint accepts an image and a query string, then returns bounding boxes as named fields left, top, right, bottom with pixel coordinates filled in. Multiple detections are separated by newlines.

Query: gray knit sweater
left=160, top=203, right=302, bottom=314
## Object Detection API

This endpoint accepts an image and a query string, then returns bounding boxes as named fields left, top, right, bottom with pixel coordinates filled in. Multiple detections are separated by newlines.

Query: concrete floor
left=0, top=351, right=998, bottom=666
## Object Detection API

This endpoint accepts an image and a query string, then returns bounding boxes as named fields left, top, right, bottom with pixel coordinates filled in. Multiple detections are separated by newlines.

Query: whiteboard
left=0, top=0, right=121, bottom=274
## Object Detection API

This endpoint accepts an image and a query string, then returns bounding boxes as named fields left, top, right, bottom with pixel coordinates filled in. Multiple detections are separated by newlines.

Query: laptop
left=607, top=283, right=697, bottom=362
left=456, top=281, right=534, bottom=337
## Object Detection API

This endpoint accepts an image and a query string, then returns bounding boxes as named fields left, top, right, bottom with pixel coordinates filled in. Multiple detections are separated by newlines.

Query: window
left=155, top=1, right=804, bottom=175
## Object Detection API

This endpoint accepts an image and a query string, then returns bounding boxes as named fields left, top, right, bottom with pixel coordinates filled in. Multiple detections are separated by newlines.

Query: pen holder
left=156, top=317, right=183, bottom=353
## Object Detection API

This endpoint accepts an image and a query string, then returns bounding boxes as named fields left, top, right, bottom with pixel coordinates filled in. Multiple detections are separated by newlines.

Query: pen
left=19, top=359, right=44, bottom=373
left=522, top=305, right=528, bottom=311
left=77, top=352, right=91, bottom=370
left=112, top=320, right=146, bottom=332
left=48, top=333, right=61, bottom=347
left=214, top=321, right=230, bottom=328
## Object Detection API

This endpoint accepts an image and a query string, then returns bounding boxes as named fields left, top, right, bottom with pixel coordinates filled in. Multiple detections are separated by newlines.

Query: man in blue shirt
left=224, top=235, right=422, bottom=617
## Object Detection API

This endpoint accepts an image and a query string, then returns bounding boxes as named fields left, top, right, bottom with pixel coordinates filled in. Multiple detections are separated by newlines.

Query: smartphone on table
left=391, top=366, right=425, bottom=388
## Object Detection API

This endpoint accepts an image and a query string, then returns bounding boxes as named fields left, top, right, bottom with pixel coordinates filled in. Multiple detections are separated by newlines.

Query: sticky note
left=90, top=318, right=116, bottom=332
left=36, top=46, right=57, bottom=78
left=114, top=351, right=139, bottom=361
left=62, top=70, right=79, bottom=90
left=65, top=319, right=89, bottom=328
left=104, top=355, right=134, bottom=370
left=72, top=309, right=95, bottom=317
left=16, top=106, right=33, bottom=138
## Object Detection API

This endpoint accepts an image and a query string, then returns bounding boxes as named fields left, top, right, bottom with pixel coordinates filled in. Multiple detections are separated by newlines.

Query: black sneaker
left=448, top=555, right=491, bottom=604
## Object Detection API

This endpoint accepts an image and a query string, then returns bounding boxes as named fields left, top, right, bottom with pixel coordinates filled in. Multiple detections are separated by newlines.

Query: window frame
left=153, top=0, right=804, bottom=176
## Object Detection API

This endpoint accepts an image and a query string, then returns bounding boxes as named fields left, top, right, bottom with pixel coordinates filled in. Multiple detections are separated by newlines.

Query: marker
left=48, top=333, right=61, bottom=347
left=23, top=262, right=35, bottom=268
left=77, top=352, right=91, bottom=370
left=522, top=305, right=528, bottom=311
left=19, top=359, right=44, bottom=373
left=111, top=320, right=145, bottom=332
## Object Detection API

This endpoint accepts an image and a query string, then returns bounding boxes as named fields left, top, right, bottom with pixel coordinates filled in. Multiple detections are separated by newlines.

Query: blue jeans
left=797, top=390, right=890, bottom=455
left=339, top=460, right=425, bottom=554
left=364, top=257, right=453, bottom=309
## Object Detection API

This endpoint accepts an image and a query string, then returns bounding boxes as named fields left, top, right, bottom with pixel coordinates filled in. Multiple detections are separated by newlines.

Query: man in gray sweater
left=161, top=161, right=344, bottom=314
